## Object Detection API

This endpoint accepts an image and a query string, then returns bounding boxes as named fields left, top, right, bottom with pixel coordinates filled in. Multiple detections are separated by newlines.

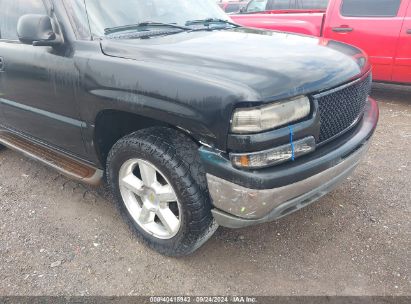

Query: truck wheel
left=106, top=127, right=218, bottom=256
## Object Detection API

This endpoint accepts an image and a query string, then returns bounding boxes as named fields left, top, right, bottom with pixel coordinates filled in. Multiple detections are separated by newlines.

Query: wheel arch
left=93, top=109, right=201, bottom=167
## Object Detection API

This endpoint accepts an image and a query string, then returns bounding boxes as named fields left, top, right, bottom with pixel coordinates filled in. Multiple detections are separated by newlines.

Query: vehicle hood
left=100, top=27, right=368, bottom=102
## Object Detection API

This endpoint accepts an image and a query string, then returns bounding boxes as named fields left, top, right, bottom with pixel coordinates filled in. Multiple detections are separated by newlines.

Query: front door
left=0, top=0, right=87, bottom=157
left=393, top=0, right=411, bottom=83
left=324, top=0, right=408, bottom=82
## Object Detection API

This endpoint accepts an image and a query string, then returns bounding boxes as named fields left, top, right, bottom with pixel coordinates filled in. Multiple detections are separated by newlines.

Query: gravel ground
left=0, top=84, right=410, bottom=296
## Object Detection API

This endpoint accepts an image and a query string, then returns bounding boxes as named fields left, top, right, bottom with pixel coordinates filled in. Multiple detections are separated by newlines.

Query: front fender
left=74, top=50, right=240, bottom=153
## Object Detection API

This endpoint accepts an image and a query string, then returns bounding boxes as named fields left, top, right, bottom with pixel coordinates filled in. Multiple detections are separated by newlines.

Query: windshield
left=84, top=0, right=230, bottom=36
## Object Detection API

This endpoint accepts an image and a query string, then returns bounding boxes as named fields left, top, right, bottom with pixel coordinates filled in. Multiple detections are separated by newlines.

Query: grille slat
left=314, top=75, right=372, bottom=144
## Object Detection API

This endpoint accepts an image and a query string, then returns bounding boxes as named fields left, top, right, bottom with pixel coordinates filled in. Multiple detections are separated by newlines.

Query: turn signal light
left=230, top=137, right=316, bottom=169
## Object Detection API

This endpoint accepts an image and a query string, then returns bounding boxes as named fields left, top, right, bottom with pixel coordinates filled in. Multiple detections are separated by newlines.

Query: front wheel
left=106, top=127, right=218, bottom=256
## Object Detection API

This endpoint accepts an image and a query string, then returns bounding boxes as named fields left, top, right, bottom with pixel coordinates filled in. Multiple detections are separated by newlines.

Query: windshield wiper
left=185, top=18, right=239, bottom=28
left=104, top=22, right=190, bottom=35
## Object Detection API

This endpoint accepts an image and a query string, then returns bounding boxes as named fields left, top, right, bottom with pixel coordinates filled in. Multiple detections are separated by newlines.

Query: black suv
left=0, top=0, right=378, bottom=256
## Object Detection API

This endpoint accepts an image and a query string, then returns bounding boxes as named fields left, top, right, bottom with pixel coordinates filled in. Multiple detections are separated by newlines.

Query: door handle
left=407, top=29, right=411, bottom=34
left=332, top=27, right=354, bottom=33
left=0, top=57, right=4, bottom=72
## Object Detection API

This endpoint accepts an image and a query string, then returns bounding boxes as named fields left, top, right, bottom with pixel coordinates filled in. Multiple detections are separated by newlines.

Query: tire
left=106, top=127, right=218, bottom=256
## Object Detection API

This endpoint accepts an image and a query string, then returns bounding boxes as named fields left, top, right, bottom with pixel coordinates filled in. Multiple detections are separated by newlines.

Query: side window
left=0, top=0, right=47, bottom=40
left=341, top=0, right=402, bottom=17
left=296, top=0, right=329, bottom=9
left=267, top=0, right=296, bottom=10
left=225, top=4, right=241, bottom=13
left=246, top=0, right=269, bottom=12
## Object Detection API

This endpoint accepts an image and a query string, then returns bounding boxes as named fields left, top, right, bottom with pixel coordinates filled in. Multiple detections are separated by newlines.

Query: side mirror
left=17, top=14, right=62, bottom=46
left=240, top=7, right=246, bottom=13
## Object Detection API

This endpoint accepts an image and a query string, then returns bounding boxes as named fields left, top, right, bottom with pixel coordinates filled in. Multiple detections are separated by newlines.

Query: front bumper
left=202, top=97, right=379, bottom=228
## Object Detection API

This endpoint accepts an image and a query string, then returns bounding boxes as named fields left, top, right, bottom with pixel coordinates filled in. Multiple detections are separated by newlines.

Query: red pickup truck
left=231, top=0, right=411, bottom=84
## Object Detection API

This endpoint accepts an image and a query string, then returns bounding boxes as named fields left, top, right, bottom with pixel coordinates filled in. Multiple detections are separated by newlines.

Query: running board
left=0, top=131, right=103, bottom=185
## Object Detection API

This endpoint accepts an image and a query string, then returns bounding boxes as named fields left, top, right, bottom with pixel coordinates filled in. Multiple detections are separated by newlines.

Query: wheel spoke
left=121, top=173, right=145, bottom=197
left=157, top=184, right=177, bottom=203
left=138, top=162, right=157, bottom=186
left=139, top=204, right=155, bottom=224
left=157, top=207, right=180, bottom=234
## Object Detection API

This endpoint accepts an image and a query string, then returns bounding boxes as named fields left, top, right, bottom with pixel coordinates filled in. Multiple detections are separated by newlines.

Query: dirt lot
left=0, top=84, right=410, bottom=296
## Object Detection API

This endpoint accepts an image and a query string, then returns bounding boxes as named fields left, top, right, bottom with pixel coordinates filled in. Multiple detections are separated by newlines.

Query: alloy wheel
left=118, top=159, right=181, bottom=239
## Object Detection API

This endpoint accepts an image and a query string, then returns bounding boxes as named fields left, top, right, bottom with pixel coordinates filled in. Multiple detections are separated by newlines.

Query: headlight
left=231, top=96, right=311, bottom=134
